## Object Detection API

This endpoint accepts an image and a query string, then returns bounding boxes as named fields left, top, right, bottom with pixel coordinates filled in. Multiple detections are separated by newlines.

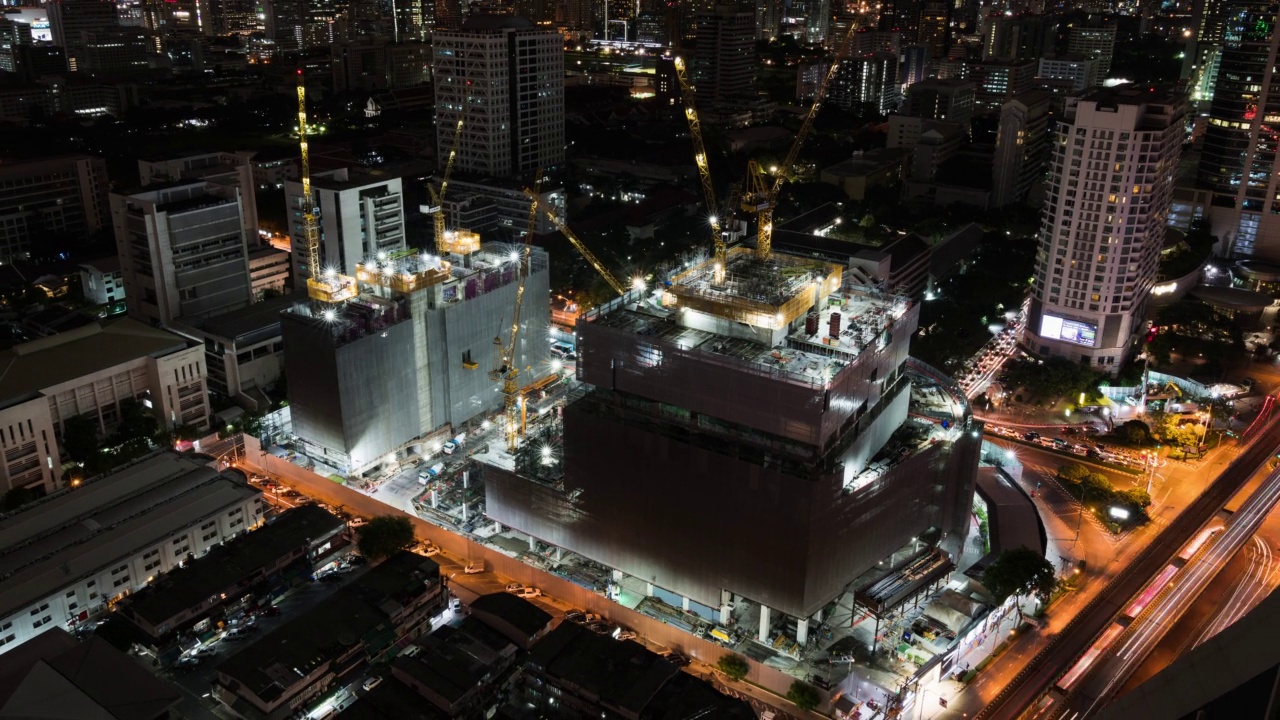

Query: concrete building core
left=282, top=244, right=551, bottom=475
left=484, top=250, right=979, bottom=623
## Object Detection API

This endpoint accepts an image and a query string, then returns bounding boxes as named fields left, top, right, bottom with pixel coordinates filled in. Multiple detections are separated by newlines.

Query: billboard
left=1039, top=314, right=1097, bottom=347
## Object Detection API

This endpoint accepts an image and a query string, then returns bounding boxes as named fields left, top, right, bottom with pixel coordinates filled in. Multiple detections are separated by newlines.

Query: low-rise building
left=818, top=147, right=908, bottom=200
left=247, top=245, right=290, bottom=299
left=0, top=453, right=263, bottom=655
left=468, top=592, right=552, bottom=650
left=0, top=318, right=209, bottom=495
left=78, top=255, right=125, bottom=307
left=213, top=550, right=445, bottom=720
left=388, top=616, right=520, bottom=716
left=173, top=296, right=290, bottom=411
left=0, top=154, right=109, bottom=264
left=111, top=505, right=349, bottom=661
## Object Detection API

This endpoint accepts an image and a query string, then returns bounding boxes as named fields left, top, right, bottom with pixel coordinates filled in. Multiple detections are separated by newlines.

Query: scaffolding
left=668, top=247, right=842, bottom=330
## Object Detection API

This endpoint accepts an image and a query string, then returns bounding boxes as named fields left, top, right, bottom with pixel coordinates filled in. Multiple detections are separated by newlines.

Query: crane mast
left=673, top=56, right=725, bottom=284
left=429, top=115, right=472, bottom=256
left=297, top=68, right=356, bottom=303
left=741, top=22, right=860, bottom=261
left=525, top=190, right=628, bottom=297
left=492, top=174, right=545, bottom=453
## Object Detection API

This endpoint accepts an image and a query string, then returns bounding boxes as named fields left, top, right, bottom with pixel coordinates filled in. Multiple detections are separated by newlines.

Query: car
left=261, top=605, right=281, bottom=617
left=222, top=632, right=245, bottom=642
left=194, top=646, right=217, bottom=657
left=175, top=657, right=201, bottom=671
left=320, top=573, right=344, bottom=583
left=349, top=554, right=367, bottom=566
left=506, top=582, right=524, bottom=593
left=613, top=627, right=636, bottom=641
left=362, top=676, right=383, bottom=692
left=449, top=597, right=463, bottom=613
left=463, top=561, right=484, bottom=574
left=564, top=611, right=585, bottom=623
left=587, top=621, right=612, bottom=634
left=442, top=440, right=458, bottom=455
left=348, top=517, right=367, bottom=528
left=422, top=543, right=441, bottom=557
left=666, top=652, right=691, bottom=667
left=516, top=587, right=542, bottom=598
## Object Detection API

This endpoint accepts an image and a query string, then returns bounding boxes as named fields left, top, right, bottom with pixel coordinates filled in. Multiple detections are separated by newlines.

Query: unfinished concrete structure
left=282, top=244, right=552, bottom=475
left=484, top=248, right=979, bottom=645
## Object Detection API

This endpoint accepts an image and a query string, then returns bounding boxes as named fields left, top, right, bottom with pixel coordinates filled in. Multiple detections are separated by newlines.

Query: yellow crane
left=428, top=116, right=465, bottom=255
left=297, top=68, right=355, bottom=303
left=492, top=174, right=546, bottom=453
left=673, top=56, right=725, bottom=284
left=740, top=23, right=860, bottom=262
left=523, top=189, right=628, bottom=297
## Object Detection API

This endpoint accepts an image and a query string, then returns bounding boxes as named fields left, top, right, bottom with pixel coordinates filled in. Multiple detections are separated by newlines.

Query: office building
left=0, top=453, right=261, bottom=654
left=138, top=151, right=259, bottom=237
left=283, top=167, right=405, bottom=287
left=282, top=245, right=552, bottom=475
left=213, top=551, right=444, bottom=718
left=432, top=16, right=564, bottom=179
left=110, top=505, right=348, bottom=661
left=47, top=0, right=121, bottom=71
left=443, top=177, right=567, bottom=237
left=0, top=155, right=109, bottom=263
left=991, top=91, right=1051, bottom=207
left=247, top=246, right=289, bottom=299
left=1025, top=85, right=1187, bottom=369
left=899, top=43, right=929, bottom=87
left=173, top=295, right=291, bottom=410
left=114, top=181, right=254, bottom=326
left=983, top=14, right=1056, bottom=61
left=917, top=0, right=948, bottom=57
left=0, top=17, right=31, bottom=73
left=331, top=40, right=432, bottom=93
left=961, top=58, right=1038, bottom=111
left=0, top=318, right=210, bottom=495
left=830, top=52, right=901, bottom=115
left=78, top=27, right=152, bottom=75
left=693, top=6, right=756, bottom=107
left=78, top=256, right=125, bottom=306
left=1037, top=55, right=1100, bottom=93
left=902, top=78, right=976, bottom=126
left=1067, top=24, right=1116, bottom=75
left=1196, top=0, right=1280, bottom=259
left=485, top=252, right=979, bottom=642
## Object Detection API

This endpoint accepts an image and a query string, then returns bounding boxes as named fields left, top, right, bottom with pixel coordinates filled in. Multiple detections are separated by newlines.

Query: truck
left=418, top=463, right=445, bottom=485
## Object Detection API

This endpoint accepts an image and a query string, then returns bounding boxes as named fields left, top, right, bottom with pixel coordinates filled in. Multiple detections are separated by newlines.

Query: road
left=968, top=413, right=1280, bottom=720
left=1050, top=458, right=1280, bottom=717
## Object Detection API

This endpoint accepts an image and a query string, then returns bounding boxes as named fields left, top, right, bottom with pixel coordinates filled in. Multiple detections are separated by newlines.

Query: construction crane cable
left=522, top=189, right=627, bottom=297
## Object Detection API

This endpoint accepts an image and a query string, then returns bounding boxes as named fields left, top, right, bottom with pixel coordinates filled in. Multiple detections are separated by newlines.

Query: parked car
left=586, top=622, right=611, bottom=635
left=348, top=517, right=367, bottom=528
left=422, top=543, right=441, bottom=557
left=449, top=597, right=463, bottom=613
left=505, top=583, right=524, bottom=593
left=193, top=646, right=217, bottom=658
left=261, top=606, right=281, bottom=617
left=613, top=627, right=636, bottom=641
left=362, top=676, right=383, bottom=692
left=320, top=573, right=343, bottom=583
left=463, top=561, right=484, bottom=574
left=516, top=587, right=542, bottom=599
left=564, top=611, right=585, bottom=623
left=442, top=440, right=458, bottom=455
left=666, top=652, right=691, bottom=667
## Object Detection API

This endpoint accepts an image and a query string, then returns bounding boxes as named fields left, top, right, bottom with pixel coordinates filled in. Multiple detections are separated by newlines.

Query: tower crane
left=740, top=23, right=860, bottom=262
left=673, top=56, right=726, bottom=284
left=427, top=116, right=466, bottom=255
left=492, top=174, right=545, bottom=453
left=523, top=189, right=628, bottom=297
left=297, top=68, right=355, bottom=303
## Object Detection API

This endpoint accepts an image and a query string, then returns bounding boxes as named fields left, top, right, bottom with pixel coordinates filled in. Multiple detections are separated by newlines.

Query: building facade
left=991, top=91, right=1051, bottom=207
left=47, top=0, right=121, bottom=71
left=0, top=453, right=262, bottom=655
left=79, top=256, right=126, bottom=306
left=1037, top=56, right=1100, bottom=93
left=432, top=16, right=564, bottom=178
left=1025, top=85, right=1187, bottom=369
left=830, top=52, right=901, bottom=115
left=138, top=151, right=260, bottom=240
left=1067, top=24, right=1116, bottom=75
left=283, top=167, right=405, bottom=287
left=0, top=155, right=109, bottom=263
left=114, top=181, right=254, bottom=326
left=902, top=78, right=976, bottom=126
left=693, top=6, right=756, bottom=108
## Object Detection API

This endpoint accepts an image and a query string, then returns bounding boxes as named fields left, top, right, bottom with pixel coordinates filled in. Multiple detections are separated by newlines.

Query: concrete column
left=613, top=569, right=623, bottom=581
left=720, top=589, right=733, bottom=625
left=431, top=490, right=438, bottom=508
left=461, top=502, right=468, bottom=521
left=528, top=535, right=537, bottom=552
left=758, top=605, right=771, bottom=643
left=682, top=597, right=691, bottom=612
left=492, top=521, right=501, bottom=534
left=645, top=582, right=654, bottom=596
left=797, top=618, right=809, bottom=645
left=555, top=547, right=563, bottom=562
left=462, top=471, right=468, bottom=489
left=813, top=608, right=823, bottom=623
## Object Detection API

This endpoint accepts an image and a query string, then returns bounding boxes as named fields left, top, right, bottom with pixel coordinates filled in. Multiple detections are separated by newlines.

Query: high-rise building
left=0, top=154, right=109, bottom=263
left=1067, top=24, right=1116, bottom=75
left=283, top=168, right=406, bottom=285
left=281, top=246, right=551, bottom=474
left=432, top=16, right=564, bottom=179
left=47, top=0, right=121, bottom=71
left=903, top=78, right=977, bottom=126
left=137, top=151, right=259, bottom=246
left=983, top=13, right=1056, bottom=61
left=1196, top=0, right=1280, bottom=259
left=991, top=91, right=1051, bottom=207
left=114, top=181, right=255, bottom=326
left=961, top=58, right=1038, bottom=111
left=830, top=53, right=902, bottom=115
left=693, top=6, right=756, bottom=107
left=331, top=40, right=432, bottom=92
left=1037, top=55, right=1100, bottom=93
left=79, top=28, right=153, bottom=75
left=1025, top=85, right=1187, bottom=370
left=917, top=0, right=948, bottom=57
left=0, top=17, right=32, bottom=73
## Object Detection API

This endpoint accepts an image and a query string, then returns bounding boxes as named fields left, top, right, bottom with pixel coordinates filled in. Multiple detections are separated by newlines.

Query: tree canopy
left=982, top=546, right=1057, bottom=607
left=786, top=680, right=821, bottom=711
left=355, top=516, right=416, bottom=561
left=1003, top=356, right=1101, bottom=403
left=716, top=653, right=749, bottom=681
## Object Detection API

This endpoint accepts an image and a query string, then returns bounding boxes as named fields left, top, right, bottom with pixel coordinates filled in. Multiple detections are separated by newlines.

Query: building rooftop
left=642, top=671, right=756, bottom=719
left=183, top=294, right=293, bottom=344
left=0, top=629, right=181, bottom=720
left=469, top=592, right=552, bottom=639
left=216, top=551, right=440, bottom=705
left=0, top=318, right=192, bottom=408
left=459, top=14, right=536, bottom=31
left=527, top=622, right=678, bottom=716
left=0, top=453, right=259, bottom=622
left=340, top=677, right=450, bottom=719
left=392, top=618, right=514, bottom=706
left=79, top=255, right=121, bottom=275
left=120, top=505, right=346, bottom=630
left=822, top=147, right=909, bottom=177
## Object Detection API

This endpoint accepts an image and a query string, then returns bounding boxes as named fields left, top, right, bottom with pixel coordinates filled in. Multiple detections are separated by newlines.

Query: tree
left=1, top=487, right=38, bottom=512
left=61, top=415, right=99, bottom=464
left=1081, top=472, right=1114, bottom=498
left=355, top=516, right=416, bottom=561
left=1057, top=463, right=1090, bottom=484
left=1119, top=487, right=1152, bottom=509
left=786, top=680, right=821, bottom=711
left=982, top=546, right=1057, bottom=612
left=1161, top=416, right=1201, bottom=450
left=1119, top=419, right=1153, bottom=445
left=716, top=653, right=749, bottom=682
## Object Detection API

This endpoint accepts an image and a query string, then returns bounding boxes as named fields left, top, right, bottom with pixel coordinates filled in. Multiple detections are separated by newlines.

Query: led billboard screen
left=1039, top=314, right=1097, bottom=347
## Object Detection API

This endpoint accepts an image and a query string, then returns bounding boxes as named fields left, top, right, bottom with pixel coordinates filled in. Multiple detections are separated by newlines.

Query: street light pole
left=1074, top=484, right=1091, bottom=543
